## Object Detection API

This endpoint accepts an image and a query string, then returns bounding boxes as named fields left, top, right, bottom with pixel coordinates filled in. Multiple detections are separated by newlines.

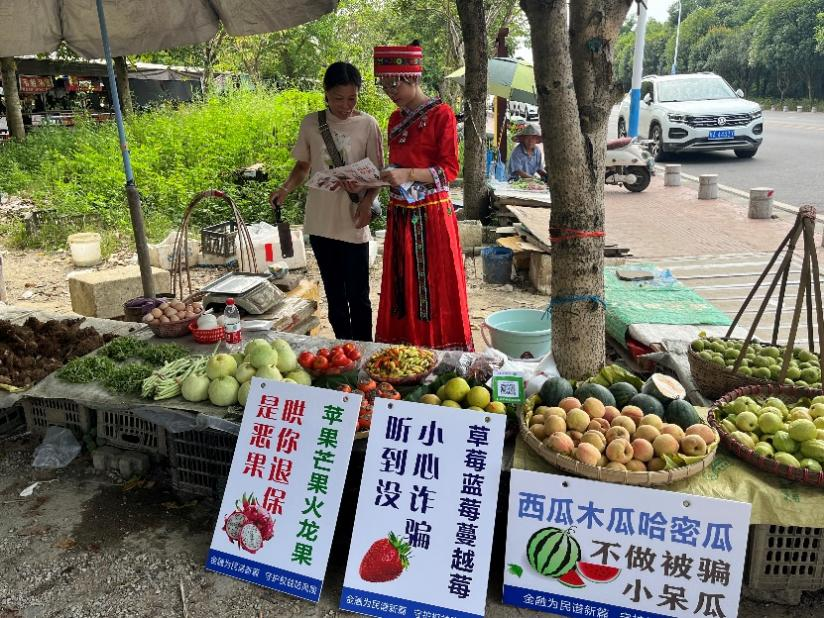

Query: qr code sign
left=498, top=381, right=519, bottom=397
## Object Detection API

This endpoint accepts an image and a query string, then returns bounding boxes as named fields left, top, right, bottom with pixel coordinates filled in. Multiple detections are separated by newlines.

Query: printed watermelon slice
left=558, top=568, right=586, bottom=588
left=577, top=561, right=621, bottom=584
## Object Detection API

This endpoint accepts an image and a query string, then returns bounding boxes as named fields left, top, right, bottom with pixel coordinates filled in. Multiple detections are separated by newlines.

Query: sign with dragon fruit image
left=340, top=399, right=506, bottom=618
left=207, top=379, right=360, bottom=602
left=503, top=469, right=752, bottom=618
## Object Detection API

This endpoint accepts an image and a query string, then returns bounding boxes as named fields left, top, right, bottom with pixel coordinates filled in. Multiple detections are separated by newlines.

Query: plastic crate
left=21, top=397, right=94, bottom=437
left=168, top=428, right=237, bottom=498
left=201, top=221, right=237, bottom=257
left=97, top=408, right=167, bottom=457
left=0, top=405, right=26, bottom=438
left=746, top=524, right=824, bottom=591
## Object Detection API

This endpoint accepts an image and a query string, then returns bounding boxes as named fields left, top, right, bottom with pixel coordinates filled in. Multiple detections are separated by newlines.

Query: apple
left=575, top=442, right=602, bottom=466
left=582, top=397, right=605, bottom=419
left=234, top=362, right=257, bottom=384
left=206, top=353, right=238, bottom=380
left=605, top=426, right=631, bottom=444
left=606, top=438, right=634, bottom=464
left=757, top=412, right=784, bottom=435
left=631, top=438, right=654, bottom=462
left=754, top=442, right=775, bottom=458
left=735, top=411, right=759, bottom=433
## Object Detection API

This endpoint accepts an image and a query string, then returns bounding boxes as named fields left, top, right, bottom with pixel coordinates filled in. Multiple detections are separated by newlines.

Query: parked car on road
left=617, top=72, right=763, bottom=160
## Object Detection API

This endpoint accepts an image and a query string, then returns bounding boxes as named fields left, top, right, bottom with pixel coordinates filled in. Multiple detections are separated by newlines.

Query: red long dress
left=375, top=100, right=474, bottom=351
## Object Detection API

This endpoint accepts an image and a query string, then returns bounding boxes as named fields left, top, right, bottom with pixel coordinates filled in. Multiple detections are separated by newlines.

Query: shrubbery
left=0, top=86, right=395, bottom=247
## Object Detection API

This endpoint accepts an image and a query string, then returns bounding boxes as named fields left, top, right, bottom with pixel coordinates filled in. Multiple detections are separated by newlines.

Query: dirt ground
left=2, top=243, right=823, bottom=617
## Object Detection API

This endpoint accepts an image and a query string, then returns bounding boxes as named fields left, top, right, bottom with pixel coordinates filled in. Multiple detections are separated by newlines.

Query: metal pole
left=495, top=27, right=510, bottom=163
left=628, top=2, right=648, bottom=138
left=95, top=0, right=155, bottom=297
left=671, top=1, right=682, bottom=75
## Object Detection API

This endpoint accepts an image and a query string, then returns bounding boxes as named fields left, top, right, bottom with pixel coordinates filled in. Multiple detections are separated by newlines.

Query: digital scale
left=200, top=272, right=285, bottom=315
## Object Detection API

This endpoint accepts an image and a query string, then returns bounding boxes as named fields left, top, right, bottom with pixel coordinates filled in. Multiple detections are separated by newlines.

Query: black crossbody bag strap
left=318, top=110, right=361, bottom=204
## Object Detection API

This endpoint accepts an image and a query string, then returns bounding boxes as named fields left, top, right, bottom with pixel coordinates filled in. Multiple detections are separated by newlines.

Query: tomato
left=332, top=353, right=351, bottom=367
left=346, top=348, right=362, bottom=361
left=358, top=378, right=377, bottom=393
left=343, top=342, right=357, bottom=356
left=338, top=384, right=353, bottom=393
left=312, top=355, right=329, bottom=371
left=317, top=348, right=331, bottom=359
left=330, top=346, right=344, bottom=358
left=298, top=351, right=315, bottom=369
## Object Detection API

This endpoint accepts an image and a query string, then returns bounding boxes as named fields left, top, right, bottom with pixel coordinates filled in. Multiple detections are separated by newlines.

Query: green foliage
left=0, top=87, right=395, bottom=246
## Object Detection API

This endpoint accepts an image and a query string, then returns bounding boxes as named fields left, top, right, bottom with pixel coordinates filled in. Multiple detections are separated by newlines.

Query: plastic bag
left=32, top=427, right=81, bottom=469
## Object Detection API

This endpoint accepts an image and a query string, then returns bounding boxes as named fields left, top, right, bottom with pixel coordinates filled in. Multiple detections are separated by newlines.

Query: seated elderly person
left=507, top=123, right=547, bottom=181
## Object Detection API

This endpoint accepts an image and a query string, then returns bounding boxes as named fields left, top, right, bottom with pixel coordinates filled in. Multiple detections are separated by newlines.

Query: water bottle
left=223, top=298, right=242, bottom=352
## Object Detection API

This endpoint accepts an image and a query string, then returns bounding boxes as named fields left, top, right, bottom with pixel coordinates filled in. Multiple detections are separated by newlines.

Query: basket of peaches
left=520, top=392, right=719, bottom=486
left=297, top=342, right=362, bottom=377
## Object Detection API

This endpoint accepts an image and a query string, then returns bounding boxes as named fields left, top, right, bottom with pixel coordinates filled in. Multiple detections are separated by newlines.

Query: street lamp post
left=671, top=0, right=682, bottom=75
left=628, top=1, right=648, bottom=138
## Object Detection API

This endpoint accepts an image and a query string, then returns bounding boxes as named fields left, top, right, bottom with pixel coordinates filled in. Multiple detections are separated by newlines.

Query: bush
left=0, top=86, right=395, bottom=248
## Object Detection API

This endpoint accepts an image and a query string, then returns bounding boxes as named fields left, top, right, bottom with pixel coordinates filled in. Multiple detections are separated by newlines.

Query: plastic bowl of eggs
left=142, top=300, right=204, bottom=338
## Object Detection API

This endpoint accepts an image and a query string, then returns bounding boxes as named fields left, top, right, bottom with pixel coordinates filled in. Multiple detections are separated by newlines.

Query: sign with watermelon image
left=503, top=469, right=752, bottom=618
left=206, top=380, right=360, bottom=602
left=340, top=399, right=506, bottom=618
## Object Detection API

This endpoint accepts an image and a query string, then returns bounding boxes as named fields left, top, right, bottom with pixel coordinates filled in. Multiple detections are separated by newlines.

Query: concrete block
left=748, top=187, right=774, bottom=219
left=698, top=174, right=719, bottom=200
left=92, top=445, right=123, bottom=472
left=782, top=105, right=789, bottom=112
left=118, top=451, right=151, bottom=478
left=796, top=105, right=804, bottom=113
left=458, top=220, right=484, bottom=251
left=664, top=164, right=682, bottom=187
left=529, top=252, right=552, bottom=295
left=68, top=265, right=170, bottom=318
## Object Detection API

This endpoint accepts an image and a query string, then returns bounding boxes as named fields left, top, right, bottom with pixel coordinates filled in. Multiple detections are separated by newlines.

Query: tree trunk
left=113, top=56, right=133, bottom=117
left=0, top=57, right=25, bottom=140
left=521, top=0, right=632, bottom=379
left=456, top=0, right=489, bottom=221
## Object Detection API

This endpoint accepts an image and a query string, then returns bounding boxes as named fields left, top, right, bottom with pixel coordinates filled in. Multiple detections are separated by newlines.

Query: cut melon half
left=558, top=568, right=586, bottom=588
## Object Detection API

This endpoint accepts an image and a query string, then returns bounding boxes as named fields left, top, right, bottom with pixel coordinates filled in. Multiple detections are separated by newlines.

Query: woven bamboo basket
left=519, top=406, right=718, bottom=486
left=687, top=338, right=780, bottom=400
left=707, top=383, right=824, bottom=488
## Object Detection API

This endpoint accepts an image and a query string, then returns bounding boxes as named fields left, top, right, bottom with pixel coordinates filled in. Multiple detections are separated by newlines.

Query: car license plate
left=708, top=129, right=735, bottom=140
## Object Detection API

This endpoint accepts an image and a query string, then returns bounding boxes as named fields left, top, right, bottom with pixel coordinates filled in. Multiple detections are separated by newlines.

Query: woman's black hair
left=410, top=39, right=421, bottom=47
left=323, top=62, right=362, bottom=91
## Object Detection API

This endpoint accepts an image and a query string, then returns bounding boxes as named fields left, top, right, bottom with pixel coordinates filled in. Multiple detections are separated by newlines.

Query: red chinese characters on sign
left=240, top=395, right=310, bottom=531
left=19, top=75, right=53, bottom=94
left=66, top=76, right=103, bottom=93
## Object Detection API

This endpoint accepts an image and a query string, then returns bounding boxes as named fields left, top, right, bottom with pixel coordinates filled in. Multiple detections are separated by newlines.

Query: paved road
left=608, top=109, right=824, bottom=209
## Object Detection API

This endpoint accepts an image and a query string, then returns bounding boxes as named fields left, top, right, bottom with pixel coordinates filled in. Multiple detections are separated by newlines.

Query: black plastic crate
left=0, top=405, right=25, bottom=438
left=746, top=524, right=824, bottom=592
left=21, top=397, right=94, bottom=438
left=168, top=428, right=238, bottom=498
left=97, top=408, right=167, bottom=457
left=201, top=221, right=237, bottom=257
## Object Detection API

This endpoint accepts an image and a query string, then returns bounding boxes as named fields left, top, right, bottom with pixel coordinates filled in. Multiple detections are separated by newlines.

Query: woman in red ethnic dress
left=374, top=43, right=473, bottom=351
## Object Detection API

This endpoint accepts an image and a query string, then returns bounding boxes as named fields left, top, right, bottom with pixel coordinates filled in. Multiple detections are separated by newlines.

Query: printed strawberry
left=359, top=532, right=411, bottom=583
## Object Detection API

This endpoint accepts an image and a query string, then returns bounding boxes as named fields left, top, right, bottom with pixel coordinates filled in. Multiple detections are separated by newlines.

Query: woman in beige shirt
left=270, top=62, right=383, bottom=341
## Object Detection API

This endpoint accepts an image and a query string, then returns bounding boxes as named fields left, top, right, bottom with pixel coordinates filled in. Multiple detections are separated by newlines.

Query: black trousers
left=309, top=235, right=372, bottom=342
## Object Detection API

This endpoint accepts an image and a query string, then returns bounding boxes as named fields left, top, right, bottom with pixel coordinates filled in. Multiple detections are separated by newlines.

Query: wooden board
left=496, top=235, right=541, bottom=271
left=489, top=184, right=552, bottom=209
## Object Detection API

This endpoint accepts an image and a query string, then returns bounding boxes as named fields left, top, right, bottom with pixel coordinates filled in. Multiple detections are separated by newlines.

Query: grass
left=0, top=86, right=396, bottom=250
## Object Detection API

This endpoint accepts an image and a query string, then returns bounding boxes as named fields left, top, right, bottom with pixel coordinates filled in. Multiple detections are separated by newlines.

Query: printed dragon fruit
left=239, top=522, right=264, bottom=554
left=224, top=494, right=275, bottom=548
left=223, top=510, right=248, bottom=543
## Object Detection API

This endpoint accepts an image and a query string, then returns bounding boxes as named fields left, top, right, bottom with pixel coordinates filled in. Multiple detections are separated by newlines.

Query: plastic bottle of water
left=223, top=298, right=242, bottom=353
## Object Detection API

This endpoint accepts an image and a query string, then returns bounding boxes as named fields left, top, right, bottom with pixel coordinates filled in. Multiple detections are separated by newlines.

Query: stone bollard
left=664, top=164, right=682, bottom=187
left=698, top=174, right=719, bottom=200
left=748, top=187, right=774, bottom=219
left=783, top=105, right=789, bottom=112
left=813, top=107, right=818, bottom=114
left=770, top=105, right=776, bottom=111
left=797, top=105, right=804, bottom=113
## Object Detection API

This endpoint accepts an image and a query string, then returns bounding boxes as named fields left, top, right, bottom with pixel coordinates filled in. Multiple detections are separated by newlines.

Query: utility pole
left=494, top=27, right=509, bottom=163
left=628, top=1, right=648, bottom=138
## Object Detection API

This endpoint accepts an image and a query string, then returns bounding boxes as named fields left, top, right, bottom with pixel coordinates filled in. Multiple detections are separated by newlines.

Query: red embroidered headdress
left=374, top=45, right=423, bottom=78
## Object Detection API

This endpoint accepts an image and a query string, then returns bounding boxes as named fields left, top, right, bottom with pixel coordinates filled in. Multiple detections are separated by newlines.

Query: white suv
left=617, top=73, right=763, bottom=160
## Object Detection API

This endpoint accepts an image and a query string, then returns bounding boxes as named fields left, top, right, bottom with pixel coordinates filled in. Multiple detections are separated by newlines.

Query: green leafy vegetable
left=102, top=363, right=154, bottom=394
left=58, top=356, right=116, bottom=383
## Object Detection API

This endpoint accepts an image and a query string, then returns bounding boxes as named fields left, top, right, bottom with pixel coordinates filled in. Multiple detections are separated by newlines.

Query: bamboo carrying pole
left=725, top=206, right=824, bottom=382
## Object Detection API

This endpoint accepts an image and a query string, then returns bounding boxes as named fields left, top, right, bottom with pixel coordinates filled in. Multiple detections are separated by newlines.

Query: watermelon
left=558, top=568, right=586, bottom=588
left=577, top=562, right=620, bottom=584
left=666, top=399, right=701, bottom=429
left=526, top=527, right=581, bottom=578
left=574, top=383, right=616, bottom=408
left=641, top=373, right=686, bottom=404
left=629, top=393, right=666, bottom=417
left=609, top=382, right=638, bottom=408
left=539, top=377, right=574, bottom=407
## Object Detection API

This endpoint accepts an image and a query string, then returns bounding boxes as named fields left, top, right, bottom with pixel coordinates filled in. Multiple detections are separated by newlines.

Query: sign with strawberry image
left=206, top=379, right=360, bottom=602
left=503, top=469, right=752, bottom=618
left=340, top=399, right=506, bottom=618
